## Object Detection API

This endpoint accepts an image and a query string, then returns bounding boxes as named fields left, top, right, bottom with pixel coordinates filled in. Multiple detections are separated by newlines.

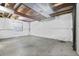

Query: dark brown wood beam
left=51, top=3, right=64, bottom=7
left=51, top=3, right=74, bottom=11
left=50, top=9, right=72, bottom=17
left=14, top=3, right=47, bottom=21
left=14, top=3, right=22, bottom=10
left=56, top=6, right=73, bottom=12
left=0, top=3, right=5, bottom=6
left=14, top=11, right=34, bottom=19
left=8, top=3, right=16, bottom=9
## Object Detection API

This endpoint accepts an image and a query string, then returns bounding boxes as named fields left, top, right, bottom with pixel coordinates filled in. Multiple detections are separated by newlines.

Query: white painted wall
left=31, top=13, right=73, bottom=41
left=76, top=3, right=79, bottom=54
left=0, top=13, right=73, bottom=42
left=0, top=18, right=29, bottom=39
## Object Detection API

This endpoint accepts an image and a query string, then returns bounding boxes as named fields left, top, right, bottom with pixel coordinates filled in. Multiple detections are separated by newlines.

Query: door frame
left=72, top=3, right=76, bottom=51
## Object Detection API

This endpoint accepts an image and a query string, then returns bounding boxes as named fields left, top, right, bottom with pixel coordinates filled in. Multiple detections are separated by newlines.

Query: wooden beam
left=14, top=3, right=22, bottom=10
left=50, top=5, right=73, bottom=17
left=8, top=3, right=16, bottom=9
left=14, top=11, right=34, bottom=19
left=0, top=3, right=5, bottom=6
left=14, top=3, right=46, bottom=21
left=50, top=9, right=72, bottom=17
left=56, top=6, right=73, bottom=12
left=53, top=3, right=64, bottom=7
left=51, top=3, right=74, bottom=11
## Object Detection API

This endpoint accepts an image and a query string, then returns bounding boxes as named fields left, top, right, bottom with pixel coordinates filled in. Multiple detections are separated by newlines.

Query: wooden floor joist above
left=50, top=3, right=74, bottom=11
left=0, top=3, right=47, bottom=22
left=50, top=9, right=72, bottom=17
left=14, top=4, right=47, bottom=21
left=0, top=3, right=75, bottom=21
left=50, top=3, right=74, bottom=17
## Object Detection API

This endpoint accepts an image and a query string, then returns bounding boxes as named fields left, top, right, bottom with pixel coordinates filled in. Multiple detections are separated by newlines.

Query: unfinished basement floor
left=0, top=35, right=78, bottom=56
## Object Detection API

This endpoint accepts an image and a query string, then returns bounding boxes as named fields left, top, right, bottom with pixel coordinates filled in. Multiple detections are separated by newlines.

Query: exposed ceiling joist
left=56, top=6, right=73, bottom=12
left=50, top=3, right=74, bottom=11
left=0, top=3, right=47, bottom=21
left=52, top=3, right=64, bottom=7
left=14, top=3, right=22, bottom=10
left=50, top=3, right=74, bottom=17
left=14, top=4, right=47, bottom=21
left=50, top=9, right=72, bottom=17
left=0, top=3, right=75, bottom=22
left=0, top=5, right=14, bottom=13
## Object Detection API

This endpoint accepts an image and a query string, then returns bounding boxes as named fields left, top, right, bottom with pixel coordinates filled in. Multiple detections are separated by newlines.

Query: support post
left=72, top=3, right=76, bottom=51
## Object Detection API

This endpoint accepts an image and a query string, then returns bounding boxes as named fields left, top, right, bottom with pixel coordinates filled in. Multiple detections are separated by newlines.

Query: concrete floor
left=0, top=35, right=78, bottom=56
